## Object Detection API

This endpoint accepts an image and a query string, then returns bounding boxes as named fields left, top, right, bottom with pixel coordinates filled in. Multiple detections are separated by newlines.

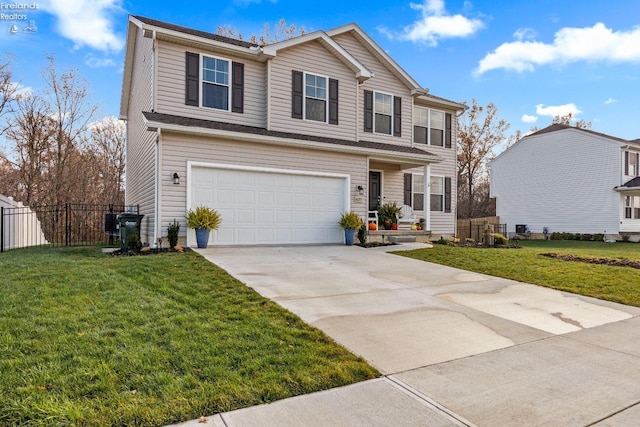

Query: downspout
left=152, top=31, right=160, bottom=247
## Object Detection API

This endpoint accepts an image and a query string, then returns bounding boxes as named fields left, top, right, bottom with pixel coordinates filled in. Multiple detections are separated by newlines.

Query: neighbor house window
left=627, top=151, right=640, bottom=176
left=305, top=73, right=327, bottom=122
left=628, top=196, right=640, bottom=219
left=413, top=107, right=446, bottom=146
left=202, top=55, right=230, bottom=110
left=430, top=175, right=444, bottom=211
left=375, top=92, right=393, bottom=135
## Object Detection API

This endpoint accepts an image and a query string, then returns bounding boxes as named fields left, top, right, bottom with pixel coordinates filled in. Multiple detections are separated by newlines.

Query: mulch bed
left=541, top=253, right=640, bottom=270
left=111, top=247, right=192, bottom=256
left=357, top=242, right=398, bottom=248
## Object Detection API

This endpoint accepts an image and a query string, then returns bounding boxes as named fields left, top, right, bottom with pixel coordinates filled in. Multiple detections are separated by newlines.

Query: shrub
left=550, top=232, right=562, bottom=240
left=433, top=236, right=450, bottom=245
left=492, top=233, right=508, bottom=245
left=167, top=219, right=180, bottom=248
left=581, top=233, right=593, bottom=241
left=125, top=230, right=142, bottom=251
left=357, top=223, right=367, bottom=245
left=593, top=233, right=604, bottom=241
left=465, top=237, right=475, bottom=244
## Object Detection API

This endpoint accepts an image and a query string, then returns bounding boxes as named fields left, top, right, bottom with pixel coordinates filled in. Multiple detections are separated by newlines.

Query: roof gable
left=326, top=23, right=423, bottom=91
left=262, top=31, right=372, bottom=81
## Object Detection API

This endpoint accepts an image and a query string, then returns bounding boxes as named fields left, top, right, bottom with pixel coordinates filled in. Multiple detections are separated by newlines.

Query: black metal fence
left=457, top=223, right=508, bottom=243
left=1, top=203, right=139, bottom=252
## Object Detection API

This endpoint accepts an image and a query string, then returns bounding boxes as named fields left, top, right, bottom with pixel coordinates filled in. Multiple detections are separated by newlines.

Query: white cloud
left=535, top=103, right=582, bottom=118
left=85, top=55, right=117, bottom=68
left=39, top=0, right=125, bottom=53
left=476, top=23, right=640, bottom=75
left=604, top=97, right=617, bottom=105
left=513, top=27, right=536, bottom=41
left=521, top=114, right=538, bottom=123
left=381, top=0, right=484, bottom=46
left=10, top=82, right=33, bottom=97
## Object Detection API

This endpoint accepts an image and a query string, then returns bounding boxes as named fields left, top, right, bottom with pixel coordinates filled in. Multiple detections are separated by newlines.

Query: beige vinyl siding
left=426, top=146, right=456, bottom=235
left=155, top=40, right=266, bottom=127
left=159, top=132, right=368, bottom=240
left=268, top=41, right=357, bottom=140
left=125, top=27, right=157, bottom=244
left=332, top=33, right=413, bottom=147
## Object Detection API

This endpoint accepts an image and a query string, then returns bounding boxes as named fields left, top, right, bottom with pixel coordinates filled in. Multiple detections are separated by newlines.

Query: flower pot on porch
left=344, top=229, right=357, bottom=246
left=195, top=228, right=210, bottom=248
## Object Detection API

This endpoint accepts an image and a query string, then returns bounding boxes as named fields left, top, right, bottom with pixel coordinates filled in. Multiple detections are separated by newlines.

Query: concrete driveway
left=188, top=244, right=640, bottom=426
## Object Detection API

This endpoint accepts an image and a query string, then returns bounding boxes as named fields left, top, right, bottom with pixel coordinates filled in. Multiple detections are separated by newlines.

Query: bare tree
left=457, top=99, right=509, bottom=219
left=552, top=112, right=592, bottom=129
left=85, top=116, right=126, bottom=204
left=217, top=19, right=306, bottom=46
left=4, top=92, right=55, bottom=205
left=0, top=55, right=18, bottom=135
left=42, top=55, right=97, bottom=205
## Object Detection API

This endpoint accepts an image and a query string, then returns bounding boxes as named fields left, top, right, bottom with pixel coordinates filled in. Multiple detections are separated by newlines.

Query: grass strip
left=396, top=240, right=640, bottom=307
left=0, top=246, right=378, bottom=426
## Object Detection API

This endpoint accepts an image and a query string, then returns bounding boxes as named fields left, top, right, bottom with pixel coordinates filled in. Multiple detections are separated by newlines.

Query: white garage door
left=190, top=165, right=348, bottom=245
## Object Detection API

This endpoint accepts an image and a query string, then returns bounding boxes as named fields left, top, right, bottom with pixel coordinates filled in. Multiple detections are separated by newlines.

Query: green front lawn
left=0, top=247, right=378, bottom=426
left=397, top=240, right=640, bottom=307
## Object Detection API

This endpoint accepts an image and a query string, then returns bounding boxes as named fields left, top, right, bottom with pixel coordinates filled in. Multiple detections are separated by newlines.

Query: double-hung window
left=627, top=151, right=640, bottom=176
left=430, top=176, right=444, bottom=212
left=305, top=73, right=327, bottom=122
left=202, top=55, right=230, bottom=111
left=412, top=174, right=425, bottom=210
left=414, top=107, right=445, bottom=146
left=626, top=196, right=640, bottom=219
left=374, top=92, right=393, bottom=135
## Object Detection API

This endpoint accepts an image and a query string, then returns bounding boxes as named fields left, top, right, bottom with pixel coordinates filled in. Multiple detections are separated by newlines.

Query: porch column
left=424, top=164, right=431, bottom=231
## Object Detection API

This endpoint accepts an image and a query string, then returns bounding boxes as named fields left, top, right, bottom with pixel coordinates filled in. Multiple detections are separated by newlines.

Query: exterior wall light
left=357, top=185, right=364, bottom=195
left=173, top=172, right=180, bottom=185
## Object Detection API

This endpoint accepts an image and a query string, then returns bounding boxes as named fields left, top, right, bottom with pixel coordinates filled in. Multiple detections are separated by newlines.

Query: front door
left=369, top=171, right=381, bottom=211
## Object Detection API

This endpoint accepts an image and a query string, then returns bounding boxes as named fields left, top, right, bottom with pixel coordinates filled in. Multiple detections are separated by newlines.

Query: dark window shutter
left=404, top=174, right=412, bottom=206
left=291, top=70, right=303, bottom=119
left=231, top=62, right=244, bottom=113
left=445, top=177, right=452, bottom=213
left=625, top=151, right=629, bottom=175
left=329, top=78, right=338, bottom=125
left=393, top=96, right=402, bottom=137
left=364, top=90, right=373, bottom=133
left=185, top=52, right=199, bottom=106
left=445, top=113, right=452, bottom=148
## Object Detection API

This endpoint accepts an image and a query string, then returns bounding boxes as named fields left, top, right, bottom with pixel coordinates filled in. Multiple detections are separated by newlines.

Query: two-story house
left=120, top=15, right=464, bottom=246
left=489, top=123, right=640, bottom=240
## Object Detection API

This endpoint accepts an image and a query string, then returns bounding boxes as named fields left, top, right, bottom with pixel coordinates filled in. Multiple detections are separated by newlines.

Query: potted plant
left=338, top=211, right=364, bottom=246
left=184, top=206, right=222, bottom=248
left=377, top=202, right=402, bottom=230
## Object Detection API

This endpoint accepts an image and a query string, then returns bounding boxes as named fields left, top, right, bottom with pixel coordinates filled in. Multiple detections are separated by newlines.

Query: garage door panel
left=191, top=166, right=347, bottom=245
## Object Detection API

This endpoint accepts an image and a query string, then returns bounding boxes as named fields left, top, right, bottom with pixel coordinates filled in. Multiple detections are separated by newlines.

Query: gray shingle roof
left=620, top=176, right=640, bottom=188
left=143, top=111, right=437, bottom=157
left=132, top=15, right=258, bottom=48
left=529, top=123, right=631, bottom=144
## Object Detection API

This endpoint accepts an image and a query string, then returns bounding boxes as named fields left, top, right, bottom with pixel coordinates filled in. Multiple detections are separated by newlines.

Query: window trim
left=200, top=53, right=232, bottom=112
left=412, top=174, right=425, bottom=211
left=430, top=175, right=445, bottom=212
left=303, top=71, right=329, bottom=123
left=413, top=106, right=446, bottom=147
left=373, top=90, right=394, bottom=136
left=627, top=151, right=640, bottom=176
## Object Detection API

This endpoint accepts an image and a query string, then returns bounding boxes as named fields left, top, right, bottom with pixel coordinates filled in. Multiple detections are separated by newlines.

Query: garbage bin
left=117, top=213, right=145, bottom=250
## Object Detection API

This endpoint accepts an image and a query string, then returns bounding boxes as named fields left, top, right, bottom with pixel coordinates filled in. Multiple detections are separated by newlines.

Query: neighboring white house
left=120, top=16, right=464, bottom=246
left=489, top=124, right=640, bottom=240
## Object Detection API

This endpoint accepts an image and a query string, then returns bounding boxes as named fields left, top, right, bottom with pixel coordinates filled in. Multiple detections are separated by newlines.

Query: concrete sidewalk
left=172, top=244, right=640, bottom=426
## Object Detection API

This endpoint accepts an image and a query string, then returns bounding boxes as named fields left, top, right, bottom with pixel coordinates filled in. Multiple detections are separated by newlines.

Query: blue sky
left=2, top=0, right=640, bottom=145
